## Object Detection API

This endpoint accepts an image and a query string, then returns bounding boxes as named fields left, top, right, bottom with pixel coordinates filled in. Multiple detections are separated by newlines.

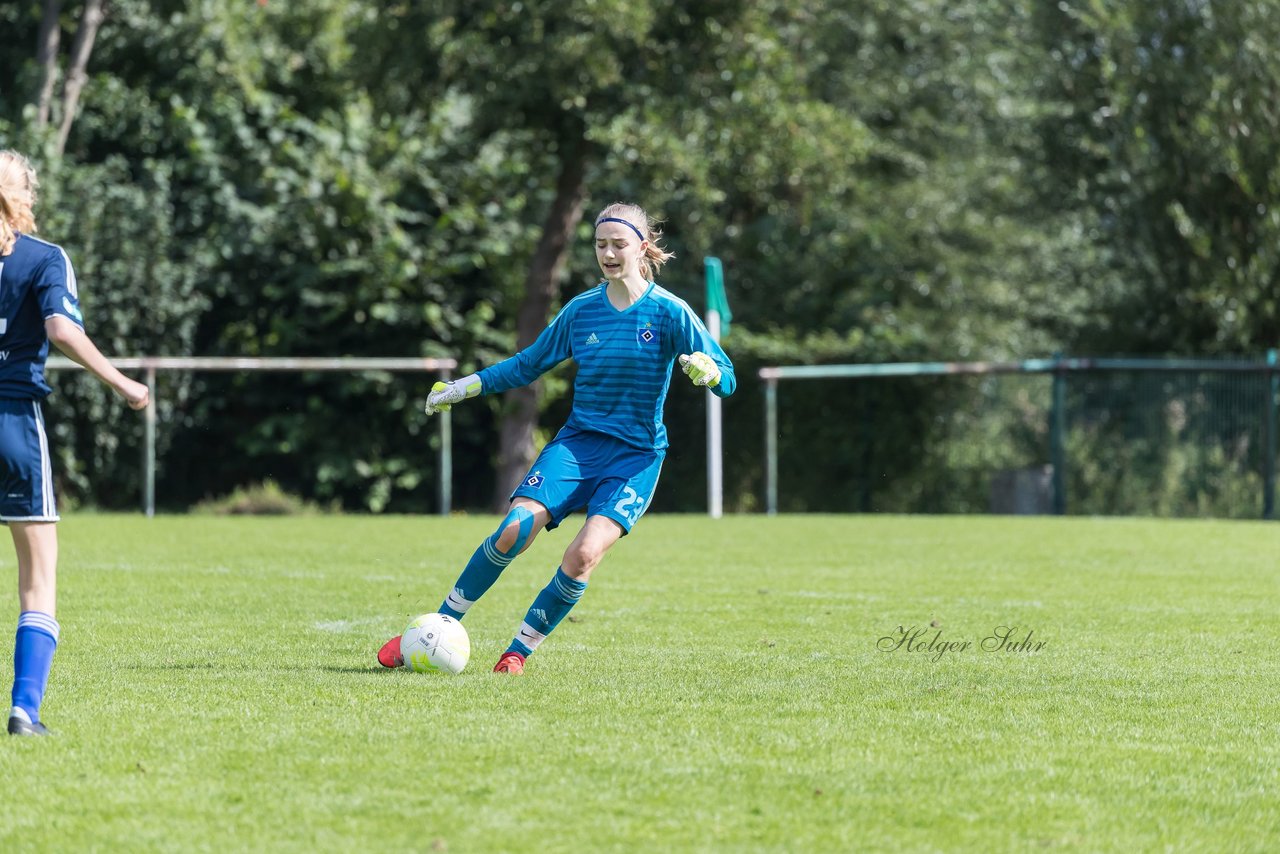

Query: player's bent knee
left=494, top=505, right=538, bottom=556
left=562, top=543, right=604, bottom=578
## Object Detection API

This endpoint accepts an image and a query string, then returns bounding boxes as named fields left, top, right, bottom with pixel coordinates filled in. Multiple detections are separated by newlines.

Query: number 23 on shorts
left=613, top=486, right=647, bottom=524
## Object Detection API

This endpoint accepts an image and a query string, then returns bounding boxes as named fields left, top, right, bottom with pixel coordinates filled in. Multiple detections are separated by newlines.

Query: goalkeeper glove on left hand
left=425, top=374, right=482, bottom=415
left=678, top=352, right=721, bottom=388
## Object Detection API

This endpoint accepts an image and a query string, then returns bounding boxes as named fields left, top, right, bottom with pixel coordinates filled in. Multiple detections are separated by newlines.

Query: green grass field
left=1, top=514, right=1277, bottom=852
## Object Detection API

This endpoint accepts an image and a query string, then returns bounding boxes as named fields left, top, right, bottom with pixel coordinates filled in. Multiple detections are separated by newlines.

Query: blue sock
left=439, top=507, right=536, bottom=620
left=12, top=611, right=60, bottom=724
left=507, top=568, right=587, bottom=657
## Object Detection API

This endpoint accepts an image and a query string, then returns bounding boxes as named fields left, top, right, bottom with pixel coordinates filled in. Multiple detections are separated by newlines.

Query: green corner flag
left=704, top=256, right=732, bottom=337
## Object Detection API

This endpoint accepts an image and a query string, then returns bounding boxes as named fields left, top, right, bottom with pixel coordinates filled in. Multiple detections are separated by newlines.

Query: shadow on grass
left=116, top=662, right=390, bottom=674
left=316, top=665, right=390, bottom=674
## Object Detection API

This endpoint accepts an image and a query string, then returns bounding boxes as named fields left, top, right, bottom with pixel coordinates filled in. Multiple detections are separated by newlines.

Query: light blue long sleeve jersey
left=478, top=282, right=735, bottom=452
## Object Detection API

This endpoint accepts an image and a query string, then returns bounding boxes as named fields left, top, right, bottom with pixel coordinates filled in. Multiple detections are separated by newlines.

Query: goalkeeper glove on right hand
left=425, top=374, right=482, bottom=415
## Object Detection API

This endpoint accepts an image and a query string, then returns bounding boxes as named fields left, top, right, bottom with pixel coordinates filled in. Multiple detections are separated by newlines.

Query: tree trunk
left=55, top=0, right=104, bottom=156
left=490, top=132, right=589, bottom=511
left=34, top=0, right=63, bottom=129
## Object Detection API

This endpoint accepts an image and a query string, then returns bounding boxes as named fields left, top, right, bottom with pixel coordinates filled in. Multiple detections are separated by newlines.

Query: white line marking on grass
left=313, top=617, right=386, bottom=633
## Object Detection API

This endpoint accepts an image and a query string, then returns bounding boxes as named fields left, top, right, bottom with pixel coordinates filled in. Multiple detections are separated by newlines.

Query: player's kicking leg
left=378, top=500, right=548, bottom=668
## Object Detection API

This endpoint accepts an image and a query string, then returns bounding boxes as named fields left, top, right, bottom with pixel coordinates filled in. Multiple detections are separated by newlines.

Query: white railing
left=47, top=356, right=458, bottom=516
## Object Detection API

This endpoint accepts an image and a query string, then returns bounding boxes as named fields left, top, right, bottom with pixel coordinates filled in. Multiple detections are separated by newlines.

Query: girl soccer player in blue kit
left=0, top=151, right=150, bottom=735
left=379, top=202, right=734, bottom=674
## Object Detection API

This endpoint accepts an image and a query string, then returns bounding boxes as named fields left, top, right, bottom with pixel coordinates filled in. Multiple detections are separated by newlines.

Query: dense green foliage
left=1, top=514, right=1277, bottom=849
left=1, top=1, right=1277, bottom=512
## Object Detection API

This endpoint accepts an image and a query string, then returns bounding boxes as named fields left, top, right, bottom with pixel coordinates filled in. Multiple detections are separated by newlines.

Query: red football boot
left=377, top=635, right=404, bottom=668
left=493, top=651, right=526, bottom=675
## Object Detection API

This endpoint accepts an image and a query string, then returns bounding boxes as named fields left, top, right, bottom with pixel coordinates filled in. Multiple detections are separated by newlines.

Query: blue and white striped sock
left=12, top=611, right=60, bottom=724
left=440, top=507, right=538, bottom=620
left=507, top=568, right=587, bottom=657
left=439, top=531, right=518, bottom=619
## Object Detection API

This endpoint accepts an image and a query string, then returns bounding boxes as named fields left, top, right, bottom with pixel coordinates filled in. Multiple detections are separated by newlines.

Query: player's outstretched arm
left=45, top=316, right=149, bottom=410
left=425, top=374, right=482, bottom=415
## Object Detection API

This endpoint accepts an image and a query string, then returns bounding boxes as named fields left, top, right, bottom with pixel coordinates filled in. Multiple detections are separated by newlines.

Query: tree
left=33, top=1, right=61, bottom=128
left=1031, top=0, right=1280, bottom=354
left=22, top=0, right=107, bottom=155
left=385, top=0, right=884, bottom=508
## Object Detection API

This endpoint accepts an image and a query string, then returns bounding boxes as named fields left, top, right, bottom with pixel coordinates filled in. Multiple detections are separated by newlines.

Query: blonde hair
left=0, top=150, right=39, bottom=257
left=594, top=202, right=675, bottom=280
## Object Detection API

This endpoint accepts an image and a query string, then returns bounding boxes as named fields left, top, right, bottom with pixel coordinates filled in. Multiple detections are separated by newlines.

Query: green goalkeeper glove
left=425, top=374, right=482, bottom=415
left=678, top=352, right=721, bottom=388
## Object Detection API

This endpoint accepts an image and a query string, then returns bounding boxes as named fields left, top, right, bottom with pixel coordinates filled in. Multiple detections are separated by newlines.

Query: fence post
left=705, top=318, right=724, bottom=519
left=764, top=377, right=778, bottom=516
left=704, top=257, right=726, bottom=519
left=144, top=364, right=156, bottom=518
left=439, top=369, right=452, bottom=516
left=1050, top=353, right=1067, bottom=515
left=1266, top=349, right=1277, bottom=520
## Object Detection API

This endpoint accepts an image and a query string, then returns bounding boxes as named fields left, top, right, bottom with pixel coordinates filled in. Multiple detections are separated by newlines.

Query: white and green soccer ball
left=400, top=613, right=470, bottom=674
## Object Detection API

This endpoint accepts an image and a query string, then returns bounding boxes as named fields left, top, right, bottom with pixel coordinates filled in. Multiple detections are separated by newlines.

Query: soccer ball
left=400, top=613, right=470, bottom=674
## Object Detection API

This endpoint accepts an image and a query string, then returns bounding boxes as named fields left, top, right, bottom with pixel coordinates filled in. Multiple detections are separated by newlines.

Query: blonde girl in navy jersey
left=0, top=151, right=150, bottom=735
left=379, top=202, right=734, bottom=674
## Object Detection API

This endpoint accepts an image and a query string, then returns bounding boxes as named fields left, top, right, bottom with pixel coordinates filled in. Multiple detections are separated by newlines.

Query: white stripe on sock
left=515, top=622, right=548, bottom=652
left=481, top=539, right=515, bottom=567
left=551, top=575, right=585, bottom=602
left=18, top=611, right=60, bottom=641
left=444, top=588, right=475, bottom=614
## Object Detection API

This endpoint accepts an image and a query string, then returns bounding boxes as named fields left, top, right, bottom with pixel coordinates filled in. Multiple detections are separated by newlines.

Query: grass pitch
left=1, top=513, right=1277, bottom=852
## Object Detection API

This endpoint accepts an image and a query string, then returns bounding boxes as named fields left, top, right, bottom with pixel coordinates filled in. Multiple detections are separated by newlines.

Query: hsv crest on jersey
left=525, top=473, right=545, bottom=488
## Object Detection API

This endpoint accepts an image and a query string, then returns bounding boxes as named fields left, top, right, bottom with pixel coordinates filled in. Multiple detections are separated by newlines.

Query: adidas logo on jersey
left=585, top=333, right=601, bottom=345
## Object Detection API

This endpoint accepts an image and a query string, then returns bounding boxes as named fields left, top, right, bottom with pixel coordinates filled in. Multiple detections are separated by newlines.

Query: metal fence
left=759, top=354, right=1279, bottom=519
left=47, top=356, right=457, bottom=516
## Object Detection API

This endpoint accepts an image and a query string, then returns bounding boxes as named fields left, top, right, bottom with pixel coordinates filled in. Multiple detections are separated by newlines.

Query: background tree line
left=1, top=0, right=1277, bottom=514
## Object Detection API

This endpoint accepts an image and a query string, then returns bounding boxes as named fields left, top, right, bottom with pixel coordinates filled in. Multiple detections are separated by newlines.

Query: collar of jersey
left=599, top=281, right=655, bottom=315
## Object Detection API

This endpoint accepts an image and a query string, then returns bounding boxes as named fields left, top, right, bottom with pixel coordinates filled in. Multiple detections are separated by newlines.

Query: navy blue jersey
left=0, top=233, right=84, bottom=399
left=478, top=282, right=735, bottom=451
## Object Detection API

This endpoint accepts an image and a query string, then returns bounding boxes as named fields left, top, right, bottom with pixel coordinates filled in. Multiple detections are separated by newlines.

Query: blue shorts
left=0, top=398, right=59, bottom=522
left=510, top=428, right=664, bottom=535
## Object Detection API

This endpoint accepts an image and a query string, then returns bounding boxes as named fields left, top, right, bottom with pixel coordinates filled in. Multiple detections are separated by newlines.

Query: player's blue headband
left=595, top=217, right=646, bottom=242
